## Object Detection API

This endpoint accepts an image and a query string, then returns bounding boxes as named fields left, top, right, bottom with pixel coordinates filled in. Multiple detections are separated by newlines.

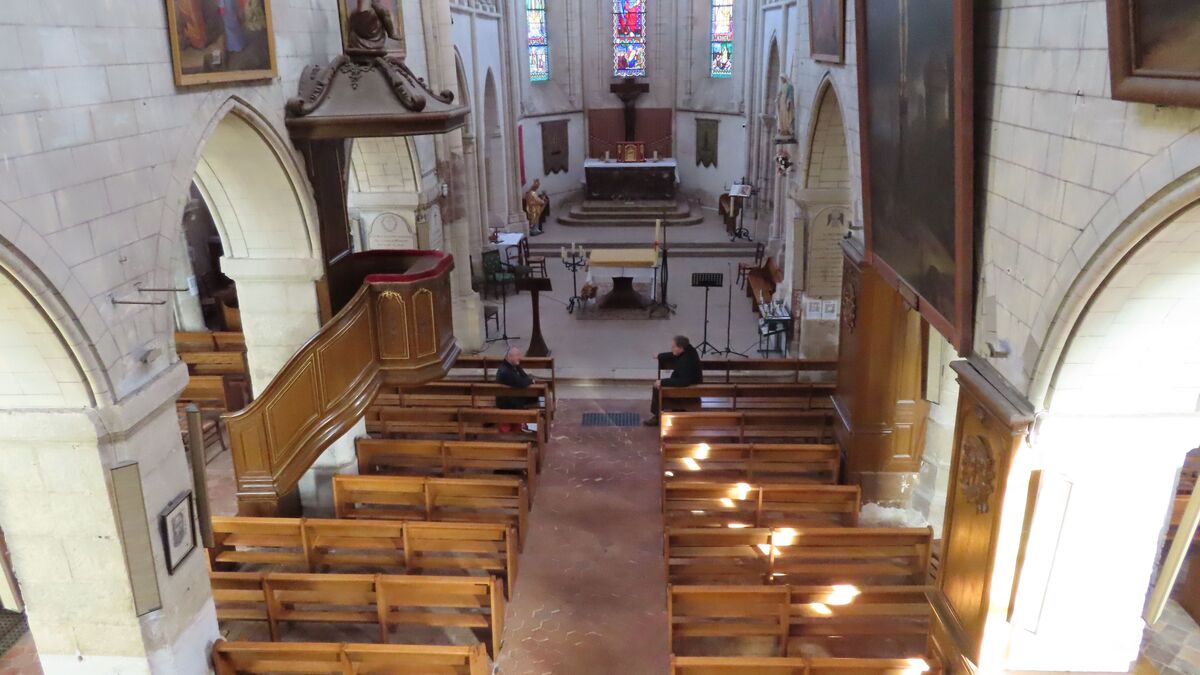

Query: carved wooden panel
left=376, top=291, right=411, bottom=359
left=939, top=359, right=1035, bottom=664
left=317, top=303, right=374, bottom=405
left=265, top=356, right=322, bottom=466
left=414, top=288, right=437, bottom=357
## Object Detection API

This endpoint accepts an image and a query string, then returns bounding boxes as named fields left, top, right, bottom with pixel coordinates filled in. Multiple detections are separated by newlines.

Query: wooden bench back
left=665, top=527, right=933, bottom=586
left=333, top=475, right=529, bottom=548
left=181, top=351, right=248, bottom=376
left=661, top=411, right=836, bottom=445
left=356, top=438, right=538, bottom=494
left=661, top=443, right=841, bottom=484
left=364, top=405, right=546, bottom=449
left=212, top=641, right=491, bottom=675
left=664, top=483, right=860, bottom=529
left=669, top=584, right=936, bottom=659
left=659, top=358, right=839, bottom=384
left=177, top=331, right=245, bottom=353
left=670, top=655, right=941, bottom=674
left=374, top=381, right=554, bottom=419
left=660, top=384, right=835, bottom=411
left=211, top=571, right=504, bottom=655
left=180, top=375, right=232, bottom=411
left=208, top=516, right=516, bottom=594
left=452, top=355, right=555, bottom=381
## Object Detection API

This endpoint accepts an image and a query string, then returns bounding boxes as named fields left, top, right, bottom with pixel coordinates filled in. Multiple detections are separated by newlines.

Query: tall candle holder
left=560, top=245, right=587, bottom=314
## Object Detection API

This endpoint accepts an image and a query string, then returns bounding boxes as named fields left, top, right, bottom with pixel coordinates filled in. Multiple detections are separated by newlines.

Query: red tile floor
left=0, top=633, right=41, bottom=675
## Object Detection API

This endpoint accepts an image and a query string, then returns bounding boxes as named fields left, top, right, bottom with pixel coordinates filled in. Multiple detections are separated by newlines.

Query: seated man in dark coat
left=645, top=335, right=703, bottom=426
left=496, top=346, right=539, bottom=432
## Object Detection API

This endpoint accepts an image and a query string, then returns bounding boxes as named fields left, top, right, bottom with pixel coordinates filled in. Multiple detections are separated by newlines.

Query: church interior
left=2, top=1, right=1200, bottom=674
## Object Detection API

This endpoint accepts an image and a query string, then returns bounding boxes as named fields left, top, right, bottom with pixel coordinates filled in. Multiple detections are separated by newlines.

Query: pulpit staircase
left=222, top=250, right=459, bottom=516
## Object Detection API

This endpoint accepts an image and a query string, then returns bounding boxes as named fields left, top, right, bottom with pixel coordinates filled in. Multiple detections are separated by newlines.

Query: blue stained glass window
left=710, top=0, right=733, bottom=78
left=613, top=0, right=646, bottom=77
left=528, top=0, right=549, bottom=81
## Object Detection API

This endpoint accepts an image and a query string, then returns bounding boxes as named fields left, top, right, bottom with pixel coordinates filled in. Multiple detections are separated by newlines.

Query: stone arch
left=802, top=77, right=850, bottom=191
left=171, top=99, right=325, bottom=393
left=483, top=68, right=507, bottom=229
left=1000, top=185, right=1200, bottom=672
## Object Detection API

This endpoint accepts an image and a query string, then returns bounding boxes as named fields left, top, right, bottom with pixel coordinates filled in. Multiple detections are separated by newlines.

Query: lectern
left=517, top=276, right=553, bottom=357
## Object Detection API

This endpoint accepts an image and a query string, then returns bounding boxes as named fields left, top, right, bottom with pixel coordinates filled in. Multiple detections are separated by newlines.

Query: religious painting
left=696, top=118, right=719, bottom=168
left=337, top=0, right=405, bottom=55
left=613, top=0, right=647, bottom=77
left=166, top=0, right=276, bottom=86
left=527, top=0, right=550, bottom=81
left=1108, top=0, right=1200, bottom=106
left=158, top=491, right=197, bottom=575
left=856, top=0, right=975, bottom=352
left=809, top=0, right=846, bottom=63
left=710, top=0, right=734, bottom=78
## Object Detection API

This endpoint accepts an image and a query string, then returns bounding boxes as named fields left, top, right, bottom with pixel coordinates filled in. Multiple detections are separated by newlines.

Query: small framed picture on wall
left=159, top=492, right=197, bottom=575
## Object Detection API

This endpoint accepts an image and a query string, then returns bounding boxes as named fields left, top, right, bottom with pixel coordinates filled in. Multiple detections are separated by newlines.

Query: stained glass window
left=527, top=0, right=549, bottom=82
left=710, top=0, right=733, bottom=78
left=613, top=0, right=646, bottom=78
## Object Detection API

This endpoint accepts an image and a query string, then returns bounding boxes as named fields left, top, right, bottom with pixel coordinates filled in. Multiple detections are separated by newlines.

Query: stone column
left=171, top=236, right=206, bottom=332
left=0, top=364, right=219, bottom=675
left=789, top=187, right=850, bottom=359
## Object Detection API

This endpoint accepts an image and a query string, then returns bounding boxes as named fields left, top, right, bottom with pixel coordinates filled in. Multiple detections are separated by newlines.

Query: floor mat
left=581, top=412, right=642, bottom=427
left=0, top=610, right=28, bottom=658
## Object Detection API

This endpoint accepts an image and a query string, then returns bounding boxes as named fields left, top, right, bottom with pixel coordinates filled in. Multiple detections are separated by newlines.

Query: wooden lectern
left=517, top=276, right=553, bottom=357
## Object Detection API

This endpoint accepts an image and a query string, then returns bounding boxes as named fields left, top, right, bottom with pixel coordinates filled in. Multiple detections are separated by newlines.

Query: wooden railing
left=225, top=251, right=459, bottom=515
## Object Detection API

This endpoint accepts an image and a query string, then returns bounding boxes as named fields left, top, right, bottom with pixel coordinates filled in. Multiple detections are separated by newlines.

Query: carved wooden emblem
left=840, top=262, right=859, bottom=333
left=960, top=435, right=996, bottom=514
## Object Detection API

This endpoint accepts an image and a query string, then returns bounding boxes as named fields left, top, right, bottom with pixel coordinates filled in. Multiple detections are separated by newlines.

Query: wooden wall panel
left=586, top=108, right=673, bottom=159
left=317, top=303, right=375, bottom=402
left=938, top=358, right=1035, bottom=664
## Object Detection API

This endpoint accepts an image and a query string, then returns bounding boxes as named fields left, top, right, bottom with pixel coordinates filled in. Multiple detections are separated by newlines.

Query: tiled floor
left=494, top=397, right=669, bottom=674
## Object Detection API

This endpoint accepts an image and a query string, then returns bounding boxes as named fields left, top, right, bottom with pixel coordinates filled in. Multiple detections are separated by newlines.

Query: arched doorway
left=790, top=80, right=851, bottom=359
left=1000, top=197, right=1200, bottom=672
left=483, top=69, right=507, bottom=229
left=182, top=106, right=322, bottom=394
left=346, top=137, right=423, bottom=251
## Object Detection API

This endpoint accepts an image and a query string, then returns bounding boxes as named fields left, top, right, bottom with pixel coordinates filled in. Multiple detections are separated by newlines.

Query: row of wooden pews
left=175, top=330, right=247, bottom=455
left=205, top=356, right=559, bottom=672
left=659, top=359, right=946, bottom=674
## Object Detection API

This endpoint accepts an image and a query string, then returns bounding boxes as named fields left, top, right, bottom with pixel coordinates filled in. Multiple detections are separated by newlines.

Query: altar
left=584, top=158, right=678, bottom=201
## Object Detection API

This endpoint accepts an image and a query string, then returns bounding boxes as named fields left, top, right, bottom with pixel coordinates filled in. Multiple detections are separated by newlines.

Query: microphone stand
left=718, top=260, right=748, bottom=357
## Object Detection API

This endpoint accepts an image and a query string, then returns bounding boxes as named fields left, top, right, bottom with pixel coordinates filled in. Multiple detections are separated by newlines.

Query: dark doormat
left=0, top=609, right=28, bottom=657
left=581, top=412, right=641, bottom=427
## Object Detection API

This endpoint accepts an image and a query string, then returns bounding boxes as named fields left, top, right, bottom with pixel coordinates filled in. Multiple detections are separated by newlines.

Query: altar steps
left=557, top=199, right=703, bottom=227
left=527, top=240, right=758, bottom=259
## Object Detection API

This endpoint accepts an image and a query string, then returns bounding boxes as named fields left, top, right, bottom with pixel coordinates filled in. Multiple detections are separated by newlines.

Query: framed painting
left=158, top=491, right=197, bottom=575
left=809, top=0, right=846, bottom=63
left=855, top=0, right=975, bottom=353
left=338, top=0, right=406, bottom=56
left=1107, top=0, right=1200, bottom=107
left=165, top=0, right=277, bottom=87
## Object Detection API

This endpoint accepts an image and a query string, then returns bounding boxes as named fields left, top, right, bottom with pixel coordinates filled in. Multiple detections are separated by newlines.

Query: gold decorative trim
left=377, top=290, right=410, bottom=359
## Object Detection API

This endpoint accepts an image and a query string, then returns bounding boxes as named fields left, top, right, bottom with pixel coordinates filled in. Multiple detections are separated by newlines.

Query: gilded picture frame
left=165, top=0, right=278, bottom=87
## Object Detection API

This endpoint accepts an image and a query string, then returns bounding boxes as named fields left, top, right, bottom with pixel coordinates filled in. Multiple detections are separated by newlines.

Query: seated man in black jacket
left=496, top=346, right=539, bottom=432
left=644, top=335, right=703, bottom=426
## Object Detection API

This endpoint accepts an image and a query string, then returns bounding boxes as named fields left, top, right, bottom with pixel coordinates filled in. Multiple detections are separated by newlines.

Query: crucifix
left=610, top=78, right=650, bottom=142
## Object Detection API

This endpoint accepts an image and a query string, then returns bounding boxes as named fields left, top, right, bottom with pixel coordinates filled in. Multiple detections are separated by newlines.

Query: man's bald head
left=505, top=346, right=524, bottom=365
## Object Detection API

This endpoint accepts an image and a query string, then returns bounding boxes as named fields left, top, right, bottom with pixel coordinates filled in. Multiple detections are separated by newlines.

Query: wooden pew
left=356, top=438, right=538, bottom=496
left=333, top=475, right=529, bottom=548
left=181, top=351, right=248, bottom=376
left=374, top=381, right=554, bottom=421
left=176, top=331, right=246, bottom=353
left=207, top=517, right=517, bottom=595
left=659, top=383, right=835, bottom=412
left=665, top=527, right=934, bottom=586
left=180, top=375, right=233, bottom=411
left=662, top=443, right=841, bottom=485
left=670, top=655, right=941, bottom=675
left=212, top=641, right=491, bottom=675
left=669, top=585, right=936, bottom=659
left=664, top=483, right=860, bottom=529
left=364, top=406, right=546, bottom=462
left=448, top=355, right=557, bottom=410
left=211, top=572, right=504, bottom=656
left=658, top=357, right=839, bottom=384
left=661, top=411, right=836, bottom=445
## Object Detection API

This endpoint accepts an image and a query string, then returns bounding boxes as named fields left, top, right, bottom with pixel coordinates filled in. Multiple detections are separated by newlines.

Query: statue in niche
left=775, top=75, right=797, bottom=144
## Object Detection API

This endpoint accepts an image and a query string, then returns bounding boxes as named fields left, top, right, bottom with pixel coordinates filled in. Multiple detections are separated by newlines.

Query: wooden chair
left=212, top=642, right=492, bottom=675
left=483, top=303, right=500, bottom=337
left=737, top=242, right=767, bottom=289
left=518, top=237, right=548, bottom=277
left=747, top=256, right=784, bottom=308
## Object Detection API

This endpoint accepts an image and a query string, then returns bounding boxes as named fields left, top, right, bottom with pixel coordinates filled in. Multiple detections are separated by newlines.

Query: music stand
left=719, top=261, right=749, bottom=358
left=729, top=182, right=753, bottom=242
left=486, top=264, right=522, bottom=345
left=691, top=272, right=723, bottom=355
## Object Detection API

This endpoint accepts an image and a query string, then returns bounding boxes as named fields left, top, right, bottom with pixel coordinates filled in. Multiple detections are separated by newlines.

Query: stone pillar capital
left=220, top=257, right=325, bottom=283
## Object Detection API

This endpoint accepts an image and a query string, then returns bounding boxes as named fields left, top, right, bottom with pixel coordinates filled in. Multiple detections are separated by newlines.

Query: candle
left=560, top=246, right=567, bottom=262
